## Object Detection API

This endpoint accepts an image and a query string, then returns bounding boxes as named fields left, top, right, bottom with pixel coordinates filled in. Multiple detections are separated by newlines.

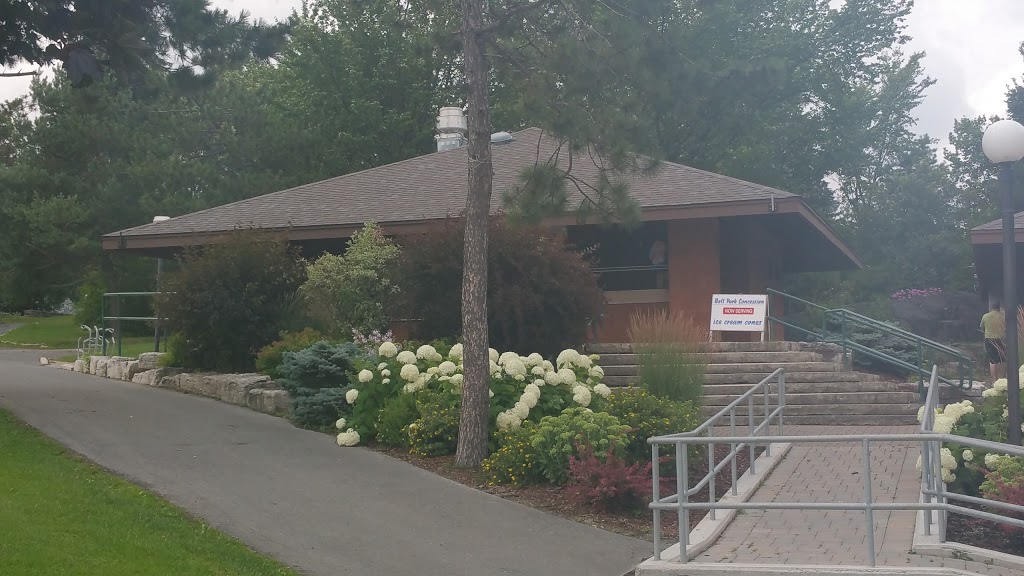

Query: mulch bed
left=373, top=443, right=759, bottom=542
left=945, top=503, right=1024, bottom=557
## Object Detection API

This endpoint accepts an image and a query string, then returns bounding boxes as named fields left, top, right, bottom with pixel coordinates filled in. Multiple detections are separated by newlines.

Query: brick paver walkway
left=696, top=426, right=1018, bottom=575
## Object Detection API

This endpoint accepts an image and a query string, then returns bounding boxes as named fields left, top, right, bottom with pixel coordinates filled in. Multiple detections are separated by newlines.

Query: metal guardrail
left=648, top=368, right=786, bottom=561
left=647, top=365, right=1024, bottom=566
left=101, top=291, right=166, bottom=356
left=765, top=288, right=974, bottom=395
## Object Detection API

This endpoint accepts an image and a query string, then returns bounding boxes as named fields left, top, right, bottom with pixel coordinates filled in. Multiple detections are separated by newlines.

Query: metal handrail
left=648, top=369, right=786, bottom=560
left=649, top=366, right=1024, bottom=567
left=766, top=288, right=974, bottom=392
left=101, top=291, right=167, bottom=357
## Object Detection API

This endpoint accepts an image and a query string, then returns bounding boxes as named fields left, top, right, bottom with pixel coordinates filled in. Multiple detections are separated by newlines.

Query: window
left=566, top=222, right=668, bottom=291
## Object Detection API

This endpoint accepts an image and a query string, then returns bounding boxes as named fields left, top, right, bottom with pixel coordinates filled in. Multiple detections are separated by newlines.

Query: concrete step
left=586, top=341, right=818, bottom=354
left=760, top=414, right=919, bottom=426
left=603, top=375, right=639, bottom=387
left=706, top=362, right=842, bottom=374
left=602, top=370, right=891, bottom=388
left=704, top=371, right=880, bottom=384
left=703, top=351, right=834, bottom=364
left=702, top=402, right=919, bottom=417
left=703, top=391, right=921, bottom=407
left=704, top=381, right=918, bottom=396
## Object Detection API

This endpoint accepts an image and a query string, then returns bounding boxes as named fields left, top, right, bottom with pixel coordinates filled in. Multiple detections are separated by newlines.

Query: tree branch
left=480, top=0, right=559, bottom=36
left=1, top=69, right=40, bottom=78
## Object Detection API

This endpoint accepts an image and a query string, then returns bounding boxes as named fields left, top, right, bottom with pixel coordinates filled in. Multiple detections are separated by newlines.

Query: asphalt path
left=0, top=350, right=649, bottom=576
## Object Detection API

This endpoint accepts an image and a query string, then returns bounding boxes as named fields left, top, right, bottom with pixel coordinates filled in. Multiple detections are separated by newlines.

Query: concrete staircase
left=584, top=341, right=921, bottom=425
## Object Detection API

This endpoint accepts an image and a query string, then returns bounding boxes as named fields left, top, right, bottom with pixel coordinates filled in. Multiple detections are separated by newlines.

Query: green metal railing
left=765, top=288, right=974, bottom=396
left=101, top=292, right=166, bottom=357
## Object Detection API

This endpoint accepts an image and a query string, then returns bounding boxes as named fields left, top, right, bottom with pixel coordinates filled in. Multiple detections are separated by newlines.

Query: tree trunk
left=454, top=0, right=494, bottom=468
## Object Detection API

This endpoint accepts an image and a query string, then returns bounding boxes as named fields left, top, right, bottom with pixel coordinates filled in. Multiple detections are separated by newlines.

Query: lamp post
left=152, top=216, right=170, bottom=352
left=982, top=119, right=1024, bottom=445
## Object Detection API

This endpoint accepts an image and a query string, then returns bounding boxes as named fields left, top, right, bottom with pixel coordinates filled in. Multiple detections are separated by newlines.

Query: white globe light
left=982, top=119, right=1024, bottom=163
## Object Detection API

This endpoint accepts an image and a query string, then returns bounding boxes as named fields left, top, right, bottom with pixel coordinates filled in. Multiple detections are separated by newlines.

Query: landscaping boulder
left=105, top=357, right=130, bottom=380
left=125, top=360, right=143, bottom=381
left=89, top=355, right=107, bottom=375
left=94, top=357, right=109, bottom=378
left=131, top=367, right=180, bottom=387
left=245, top=388, right=293, bottom=416
left=39, top=357, right=49, bottom=366
left=890, top=291, right=986, bottom=343
left=137, top=352, right=164, bottom=370
left=162, top=373, right=272, bottom=405
left=74, top=359, right=86, bottom=373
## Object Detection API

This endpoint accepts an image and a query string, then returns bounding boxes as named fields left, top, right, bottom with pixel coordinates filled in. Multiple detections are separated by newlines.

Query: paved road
left=0, top=350, right=648, bottom=576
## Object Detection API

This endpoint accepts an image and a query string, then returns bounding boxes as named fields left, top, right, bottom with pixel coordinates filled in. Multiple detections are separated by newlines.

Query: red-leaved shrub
left=567, top=442, right=653, bottom=512
left=980, top=465, right=1024, bottom=537
left=398, top=217, right=603, bottom=356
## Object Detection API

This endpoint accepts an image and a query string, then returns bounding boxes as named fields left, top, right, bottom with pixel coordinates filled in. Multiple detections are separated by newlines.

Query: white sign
left=710, top=294, right=768, bottom=332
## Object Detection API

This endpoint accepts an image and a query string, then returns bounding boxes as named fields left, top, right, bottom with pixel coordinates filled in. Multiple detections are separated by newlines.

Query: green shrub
left=408, top=391, right=461, bottom=457
left=375, top=393, right=419, bottom=447
left=301, top=222, right=400, bottom=338
left=276, top=341, right=365, bottom=428
left=159, top=332, right=186, bottom=368
left=291, top=387, right=351, bottom=430
left=605, top=388, right=702, bottom=463
left=482, top=424, right=540, bottom=487
left=276, top=341, right=364, bottom=393
left=529, top=407, right=630, bottom=485
left=399, top=217, right=604, bottom=356
left=157, top=231, right=307, bottom=372
left=255, top=328, right=327, bottom=378
left=630, top=310, right=708, bottom=403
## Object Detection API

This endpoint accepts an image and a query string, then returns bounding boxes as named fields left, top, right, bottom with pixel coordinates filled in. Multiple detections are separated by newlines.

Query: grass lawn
left=0, top=314, right=159, bottom=359
left=0, top=409, right=297, bottom=576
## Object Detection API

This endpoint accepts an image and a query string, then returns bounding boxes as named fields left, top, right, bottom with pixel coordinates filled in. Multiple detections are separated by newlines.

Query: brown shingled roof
left=104, top=127, right=799, bottom=240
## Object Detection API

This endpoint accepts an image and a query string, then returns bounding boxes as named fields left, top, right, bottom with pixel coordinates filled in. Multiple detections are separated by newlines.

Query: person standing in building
left=981, top=301, right=1007, bottom=383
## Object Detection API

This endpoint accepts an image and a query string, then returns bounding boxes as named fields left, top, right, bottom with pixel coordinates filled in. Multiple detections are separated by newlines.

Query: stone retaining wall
left=50, top=353, right=291, bottom=417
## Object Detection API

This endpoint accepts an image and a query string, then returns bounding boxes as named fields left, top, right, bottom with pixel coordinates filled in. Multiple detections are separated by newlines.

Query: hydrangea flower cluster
left=982, top=377, right=1011, bottom=398
left=915, top=447, right=959, bottom=483
left=335, top=418, right=360, bottom=446
left=917, top=400, right=975, bottom=434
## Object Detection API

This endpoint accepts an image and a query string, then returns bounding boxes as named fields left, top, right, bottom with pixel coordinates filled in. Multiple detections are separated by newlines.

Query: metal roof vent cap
left=491, top=131, right=513, bottom=144
left=437, top=107, right=467, bottom=134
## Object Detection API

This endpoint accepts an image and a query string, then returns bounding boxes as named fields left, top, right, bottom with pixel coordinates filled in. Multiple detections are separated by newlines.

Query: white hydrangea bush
left=915, top=380, right=1024, bottom=493
left=337, top=341, right=611, bottom=445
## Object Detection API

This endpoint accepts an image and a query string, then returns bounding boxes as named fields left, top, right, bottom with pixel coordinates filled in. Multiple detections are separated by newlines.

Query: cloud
left=905, top=0, right=1024, bottom=148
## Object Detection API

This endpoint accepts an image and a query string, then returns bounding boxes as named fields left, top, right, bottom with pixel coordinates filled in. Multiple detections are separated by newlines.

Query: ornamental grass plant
left=629, top=309, right=709, bottom=404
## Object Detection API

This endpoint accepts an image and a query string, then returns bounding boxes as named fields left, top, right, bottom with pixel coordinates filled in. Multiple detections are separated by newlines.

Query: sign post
left=710, top=294, right=769, bottom=341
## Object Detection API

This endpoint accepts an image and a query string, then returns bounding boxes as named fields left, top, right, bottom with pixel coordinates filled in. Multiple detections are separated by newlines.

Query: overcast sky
left=2, top=0, right=1023, bottom=153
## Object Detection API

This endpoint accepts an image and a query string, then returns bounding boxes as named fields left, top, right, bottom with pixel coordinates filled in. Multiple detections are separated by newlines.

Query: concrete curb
left=640, top=441, right=793, bottom=566
left=912, top=511, right=1024, bottom=571
left=636, top=561, right=981, bottom=575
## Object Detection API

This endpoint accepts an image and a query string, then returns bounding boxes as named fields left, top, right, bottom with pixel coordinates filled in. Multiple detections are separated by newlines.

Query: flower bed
left=269, top=337, right=707, bottom=518
left=918, top=373, right=1024, bottom=556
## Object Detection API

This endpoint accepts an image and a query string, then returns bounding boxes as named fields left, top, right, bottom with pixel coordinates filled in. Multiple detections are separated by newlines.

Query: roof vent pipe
left=435, top=107, right=467, bottom=152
